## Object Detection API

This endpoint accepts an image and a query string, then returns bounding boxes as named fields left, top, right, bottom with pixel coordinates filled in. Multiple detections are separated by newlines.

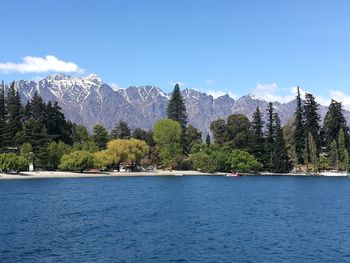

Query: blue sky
left=1, top=0, right=350, bottom=106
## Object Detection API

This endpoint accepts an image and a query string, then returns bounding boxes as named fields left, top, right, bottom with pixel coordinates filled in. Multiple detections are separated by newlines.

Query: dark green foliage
left=92, top=124, right=109, bottom=150
left=322, top=99, right=348, bottom=149
left=210, top=119, right=227, bottom=145
left=303, top=93, right=320, bottom=153
left=250, top=106, right=265, bottom=163
left=132, top=128, right=155, bottom=147
left=5, top=81, right=23, bottom=146
left=225, top=114, right=251, bottom=150
left=205, top=134, right=211, bottom=145
left=186, top=124, right=202, bottom=152
left=72, top=124, right=90, bottom=144
left=272, top=113, right=292, bottom=173
left=265, top=102, right=291, bottom=173
left=229, top=149, right=263, bottom=172
left=293, top=86, right=305, bottom=164
left=110, top=121, right=131, bottom=139
left=167, top=84, right=187, bottom=130
left=0, top=81, right=6, bottom=151
left=167, top=83, right=188, bottom=152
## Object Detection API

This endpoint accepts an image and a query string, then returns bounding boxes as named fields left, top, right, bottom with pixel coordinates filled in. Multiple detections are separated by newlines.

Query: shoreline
left=0, top=170, right=225, bottom=180
left=0, top=171, right=348, bottom=180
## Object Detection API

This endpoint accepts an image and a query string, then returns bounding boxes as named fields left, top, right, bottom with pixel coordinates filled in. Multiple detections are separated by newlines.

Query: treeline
left=0, top=81, right=349, bottom=174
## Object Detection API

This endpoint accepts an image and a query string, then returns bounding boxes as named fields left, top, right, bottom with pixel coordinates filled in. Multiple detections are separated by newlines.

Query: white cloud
left=329, top=90, right=350, bottom=109
left=251, top=83, right=304, bottom=103
left=207, top=90, right=238, bottom=99
left=205, top=80, right=215, bottom=85
left=0, top=55, right=83, bottom=74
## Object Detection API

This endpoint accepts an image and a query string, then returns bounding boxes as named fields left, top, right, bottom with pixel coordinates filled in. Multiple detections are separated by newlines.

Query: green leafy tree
left=47, top=141, right=72, bottom=170
left=308, top=132, right=318, bottom=172
left=132, top=128, right=155, bottom=147
left=329, top=139, right=339, bottom=170
left=110, top=121, right=131, bottom=139
left=0, top=153, right=28, bottom=173
left=92, top=124, right=109, bottom=150
left=153, top=119, right=183, bottom=168
left=229, top=150, right=262, bottom=172
left=20, top=143, right=33, bottom=164
left=226, top=114, right=251, bottom=150
left=210, top=119, right=227, bottom=145
left=59, top=150, right=94, bottom=172
left=72, top=124, right=90, bottom=144
left=293, top=86, right=305, bottom=164
left=186, top=124, right=202, bottom=152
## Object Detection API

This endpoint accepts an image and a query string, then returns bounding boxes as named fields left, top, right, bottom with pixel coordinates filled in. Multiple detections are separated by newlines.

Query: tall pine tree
left=5, top=81, right=22, bottom=146
left=167, top=83, right=188, bottom=152
left=303, top=92, right=320, bottom=152
left=293, top=86, right=305, bottom=164
left=323, top=99, right=348, bottom=149
left=250, top=106, right=265, bottom=163
left=0, top=81, right=6, bottom=151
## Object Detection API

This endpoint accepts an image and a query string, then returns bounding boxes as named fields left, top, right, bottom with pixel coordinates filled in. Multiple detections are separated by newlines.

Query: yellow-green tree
left=93, top=150, right=113, bottom=170
left=128, top=138, right=149, bottom=169
left=59, top=150, right=94, bottom=172
left=153, top=119, right=182, bottom=168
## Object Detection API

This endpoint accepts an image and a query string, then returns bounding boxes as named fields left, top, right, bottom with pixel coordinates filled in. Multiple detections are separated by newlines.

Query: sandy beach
left=0, top=170, right=223, bottom=180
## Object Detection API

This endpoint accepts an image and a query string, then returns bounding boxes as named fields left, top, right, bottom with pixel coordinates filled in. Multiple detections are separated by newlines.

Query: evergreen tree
left=307, top=132, right=318, bottom=172
left=303, top=93, right=320, bottom=152
left=167, top=84, right=187, bottom=130
left=186, top=124, right=202, bottom=151
left=5, top=81, right=23, bottom=146
left=167, top=83, right=188, bottom=152
left=265, top=102, right=275, bottom=170
left=92, top=124, right=109, bottom=150
left=205, top=134, right=211, bottom=145
left=329, top=139, right=339, bottom=170
left=293, top=86, right=305, bottom=164
left=323, top=99, right=348, bottom=148
left=210, top=119, right=227, bottom=145
left=132, top=128, right=155, bottom=147
left=272, top=113, right=291, bottom=173
left=0, top=81, right=6, bottom=151
left=250, top=106, right=265, bottom=163
left=110, top=121, right=131, bottom=139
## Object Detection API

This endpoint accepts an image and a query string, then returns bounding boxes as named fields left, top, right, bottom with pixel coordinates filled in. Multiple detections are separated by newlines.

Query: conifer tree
left=205, top=134, right=211, bottom=145
left=323, top=99, right=348, bottom=148
left=293, top=86, right=305, bottom=164
left=110, top=121, right=131, bottom=139
left=307, top=132, right=318, bottom=172
left=303, top=93, right=320, bottom=152
left=167, top=83, right=188, bottom=152
left=272, top=113, right=291, bottom=173
left=329, top=139, right=339, bottom=170
left=250, top=106, right=265, bottom=163
left=92, top=124, right=109, bottom=150
left=5, top=81, right=22, bottom=146
left=265, top=102, right=275, bottom=170
left=0, top=81, right=6, bottom=151
left=167, top=84, right=187, bottom=130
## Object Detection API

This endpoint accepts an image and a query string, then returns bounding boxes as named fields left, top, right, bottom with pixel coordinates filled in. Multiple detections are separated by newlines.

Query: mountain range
left=6, top=74, right=350, bottom=135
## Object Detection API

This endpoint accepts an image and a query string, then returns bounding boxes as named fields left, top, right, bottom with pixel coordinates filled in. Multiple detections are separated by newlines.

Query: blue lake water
left=1, top=176, right=350, bottom=262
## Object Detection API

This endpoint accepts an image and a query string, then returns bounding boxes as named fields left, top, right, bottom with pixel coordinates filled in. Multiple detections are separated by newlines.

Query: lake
left=1, top=176, right=350, bottom=262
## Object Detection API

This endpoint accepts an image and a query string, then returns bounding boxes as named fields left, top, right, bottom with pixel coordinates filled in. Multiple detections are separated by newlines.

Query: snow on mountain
left=7, top=74, right=350, bottom=135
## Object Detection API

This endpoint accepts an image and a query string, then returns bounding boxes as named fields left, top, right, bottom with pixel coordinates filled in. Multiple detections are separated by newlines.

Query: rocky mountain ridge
left=5, top=74, right=350, bottom=135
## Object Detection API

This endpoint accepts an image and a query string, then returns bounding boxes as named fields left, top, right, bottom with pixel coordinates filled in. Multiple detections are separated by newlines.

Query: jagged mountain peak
left=8, top=74, right=350, bottom=134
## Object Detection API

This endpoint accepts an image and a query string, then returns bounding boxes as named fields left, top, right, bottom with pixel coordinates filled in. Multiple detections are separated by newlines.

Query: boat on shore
left=225, top=171, right=240, bottom=177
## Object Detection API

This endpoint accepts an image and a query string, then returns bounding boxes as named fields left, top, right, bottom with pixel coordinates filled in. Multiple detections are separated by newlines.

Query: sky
left=1, top=0, right=350, bottom=107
